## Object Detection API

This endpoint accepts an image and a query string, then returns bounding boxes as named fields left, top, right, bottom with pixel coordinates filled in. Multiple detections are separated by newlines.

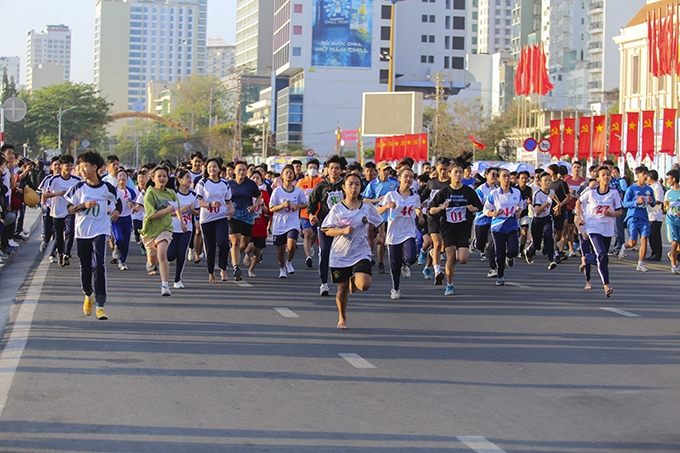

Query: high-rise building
left=0, top=57, right=20, bottom=86
left=477, top=0, right=513, bottom=54
left=206, top=38, right=236, bottom=78
left=510, top=0, right=540, bottom=57
left=94, top=0, right=207, bottom=118
left=26, top=24, right=71, bottom=89
left=235, top=0, right=273, bottom=71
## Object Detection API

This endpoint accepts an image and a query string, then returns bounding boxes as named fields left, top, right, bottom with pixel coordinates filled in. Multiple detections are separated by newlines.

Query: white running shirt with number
left=173, top=190, right=199, bottom=233
left=132, top=190, right=145, bottom=221
left=195, top=178, right=232, bottom=224
left=579, top=187, right=622, bottom=237
left=48, top=175, right=82, bottom=218
left=380, top=189, right=419, bottom=245
left=270, top=186, right=308, bottom=235
left=117, top=187, right=137, bottom=218
left=64, top=180, right=120, bottom=239
left=322, top=202, right=385, bottom=268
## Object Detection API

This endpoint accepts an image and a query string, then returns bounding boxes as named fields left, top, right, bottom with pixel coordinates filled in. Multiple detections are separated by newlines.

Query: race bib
left=446, top=206, right=467, bottom=223
left=336, top=210, right=360, bottom=227
left=593, top=204, right=612, bottom=217
left=669, top=201, right=680, bottom=216
left=327, top=190, right=343, bottom=209
left=182, top=213, right=192, bottom=226
left=390, top=203, right=416, bottom=220
left=498, top=203, right=517, bottom=218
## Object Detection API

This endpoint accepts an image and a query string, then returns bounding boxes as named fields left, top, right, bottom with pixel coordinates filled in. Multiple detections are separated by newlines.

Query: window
left=422, top=14, right=428, bottom=22
left=421, top=55, right=427, bottom=63
left=454, top=0, right=465, bottom=8
left=444, top=56, right=450, bottom=68
left=429, top=35, right=435, bottom=43
left=472, top=36, right=477, bottom=44
left=293, top=47, right=302, bottom=56
left=380, top=69, right=389, bottom=84
left=422, top=34, right=428, bottom=42
left=472, top=24, right=477, bottom=32
left=429, top=15, right=436, bottom=22
left=428, top=55, right=434, bottom=63
left=452, top=36, right=464, bottom=49
left=446, top=0, right=451, bottom=8
left=445, top=16, right=451, bottom=28
left=380, top=47, right=390, bottom=61
left=472, top=11, right=478, bottom=19
left=445, top=36, right=450, bottom=49
left=294, top=4, right=303, bottom=13
left=453, top=16, right=465, bottom=29
left=452, top=56, right=465, bottom=69
left=382, top=5, right=391, bottom=19
left=293, top=25, right=302, bottom=35
left=381, top=26, right=391, bottom=40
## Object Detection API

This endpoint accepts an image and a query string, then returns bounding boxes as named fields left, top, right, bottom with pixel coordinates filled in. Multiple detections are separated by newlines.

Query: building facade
left=26, top=24, right=71, bottom=90
left=235, top=0, right=274, bottom=71
left=206, top=38, right=236, bottom=78
left=0, top=57, right=20, bottom=86
left=477, top=0, right=514, bottom=55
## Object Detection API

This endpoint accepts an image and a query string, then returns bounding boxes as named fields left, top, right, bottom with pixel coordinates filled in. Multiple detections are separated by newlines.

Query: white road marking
left=504, top=282, right=532, bottom=288
left=457, top=436, right=508, bottom=453
left=599, top=307, right=641, bottom=318
left=234, top=281, right=253, bottom=288
left=0, top=256, right=50, bottom=418
left=273, top=307, right=299, bottom=318
left=339, top=353, right=376, bottom=369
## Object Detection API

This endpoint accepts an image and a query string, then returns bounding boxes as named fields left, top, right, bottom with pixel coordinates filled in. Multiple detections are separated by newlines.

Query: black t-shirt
left=550, top=179, right=569, bottom=215
left=519, top=185, right=533, bottom=217
left=430, top=184, right=483, bottom=237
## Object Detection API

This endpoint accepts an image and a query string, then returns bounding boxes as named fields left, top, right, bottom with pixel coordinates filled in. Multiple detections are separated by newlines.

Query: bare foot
left=349, top=276, right=357, bottom=294
left=209, top=273, right=217, bottom=284
left=148, top=270, right=157, bottom=276
left=248, top=271, right=256, bottom=278
left=605, top=286, right=614, bottom=297
left=243, top=254, right=251, bottom=266
left=221, top=270, right=228, bottom=281
left=337, top=320, right=347, bottom=330
left=579, top=257, right=587, bottom=273
left=584, top=283, right=592, bottom=290
left=194, top=258, right=201, bottom=264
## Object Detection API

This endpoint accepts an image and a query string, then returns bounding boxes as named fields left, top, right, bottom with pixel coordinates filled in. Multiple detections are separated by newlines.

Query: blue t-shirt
left=363, top=176, right=398, bottom=221
left=665, top=189, right=680, bottom=226
left=462, top=177, right=477, bottom=188
left=623, top=183, right=655, bottom=223
left=229, top=178, right=262, bottom=224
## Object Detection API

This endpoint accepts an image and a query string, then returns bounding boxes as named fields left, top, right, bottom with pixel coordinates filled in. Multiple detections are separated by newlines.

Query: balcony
left=587, top=61, right=601, bottom=70
left=589, top=1, right=603, bottom=11
left=588, top=21, right=603, bottom=31
left=588, top=41, right=603, bottom=51
left=587, top=81, right=601, bottom=89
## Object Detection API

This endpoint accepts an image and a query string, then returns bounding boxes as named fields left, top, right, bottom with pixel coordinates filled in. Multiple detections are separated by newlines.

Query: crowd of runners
left=24, top=146, right=680, bottom=328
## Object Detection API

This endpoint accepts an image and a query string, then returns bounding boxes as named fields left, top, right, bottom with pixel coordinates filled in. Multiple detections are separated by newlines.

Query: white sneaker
left=187, top=249, right=194, bottom=261
left=8, top=239, right=20, bottom=248
left=279, top=268, right=287, bottom=278
left=161, top=286, right=171, bottom=296
left=285, top=261, right=295, bottom=274
left=569, top=250, right=578, bottom=257
left=199, top=252, right=205, bottom=259
left=320, top=283, right=330, bottom=296
left=49, top=256, right=56, bottom=263
left=636, top=264, right=649, bottom=272
left=618, top=247, right=627, bottom=260
left=671, top=266, right=678, bottom=275
left=401, top=264, right=411, bottom=279
left=118, top=261, right=128, bottom=270
left=112, top=247, right=120, bottom=260
left=390, top=288, right=401, bottom=300
left=174, top=281, right=185, bottom=289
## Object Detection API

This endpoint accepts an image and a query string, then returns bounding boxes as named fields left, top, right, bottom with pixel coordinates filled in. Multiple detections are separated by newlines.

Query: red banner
left=549, top=120, right=561, bottom=158
left=393, top=135, right=406, bottom=160
left=626, top=112, right=639, bottom=158
left=661, top=108, right=677, bottom=155
left=563, top=118, right=576, bottom=159
left=375, top=137, right=384, bottom=162
left=416, top=133, right=428, bottom=161
left=592, top=115, right=606, bottom=159
left=641, top=110, right=656, bottom=161
left=384, top=137, right=394, bottom=161
left=578, top=117, right=592, bottom=160
left=610, top=114, right=623, bottom=158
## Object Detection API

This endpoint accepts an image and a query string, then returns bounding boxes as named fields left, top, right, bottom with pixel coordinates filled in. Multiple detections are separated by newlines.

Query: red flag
left=375, top=137, right=384, bottom=162
left=540, top=44, right=554, bottom=95
left=384, top=137, right=394, bottom=161
left=406, top=135, right=417, bottom=157
left=661, top=108, right=677, bottom=155
left=468, top=136, right=486, bottom=150
left=649, top=11, right=654, bottom=74
left=609, top=114, right=623, bottom=158
left=549, top=120, right=561, bottom=158
left=417, top=133, right=429, bottom=161
left=641, top=110, right=656, bottom=161
left=578, top=117, right=592, bottom=160
left=592, top=115, right=607, bottom=159
left=675, top=5, right=679, bottom=76
left=524, top=46, right=533, bottom=95
left=392, top=135, right=406, bottom=160
left=530, top=45, right=539, bottom=94
left=563, top=118, right=576, bottom=159
left=626, top=112, right=639, bottom=158
left=514, top=48, right=524, bottom=96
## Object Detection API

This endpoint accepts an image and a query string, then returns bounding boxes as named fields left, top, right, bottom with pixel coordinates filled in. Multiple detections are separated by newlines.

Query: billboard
left=361, top=92, right=424, bottom=137
left=311, top=0, right=372, bottom=68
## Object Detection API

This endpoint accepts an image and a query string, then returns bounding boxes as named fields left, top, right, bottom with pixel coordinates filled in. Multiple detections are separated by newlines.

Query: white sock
left=162, top=281, right=169, bottom=287
left=638, top=260, right=644, bottom=267
left=434, top=264, right=441, bottom=274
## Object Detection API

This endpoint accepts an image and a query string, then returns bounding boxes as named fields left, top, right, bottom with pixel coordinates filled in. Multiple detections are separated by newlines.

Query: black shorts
left=442, top=230, right=471, bottom=249
left=331, top=259, right=372, bottom=284
left=273, top=229, right=299, bottom=246
left=417, top=216, right=429, bottom=236
left=251, top=237, right=266, bottom=249
left=566, top=209, right=575, bottom=225
left=229, top=218, right=253, bottom=237
left=553, top=210, right=566, bottom=231
left=427, top=217, right=441, bottom=235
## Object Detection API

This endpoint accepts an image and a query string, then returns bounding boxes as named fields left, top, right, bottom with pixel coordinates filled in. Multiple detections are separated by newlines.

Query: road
left=0, top=227, right=679, bottom=452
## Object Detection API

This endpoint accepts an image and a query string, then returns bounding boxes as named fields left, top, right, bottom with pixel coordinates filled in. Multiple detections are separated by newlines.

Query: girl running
left=227, top=161, right=262, bottom=280
left=270, top=164, right=308, bottom=278
left=132, top=170, right=148, bottom=256
left=167, top=169, right=199, bottom=288
left=111, top=169, right=136, bottom=270
left=243, top=169, right=270, bottom=278
left=321, top=173, right=385, bottom=330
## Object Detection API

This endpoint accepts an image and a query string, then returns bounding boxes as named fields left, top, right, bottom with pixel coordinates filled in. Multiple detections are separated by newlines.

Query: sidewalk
left=0, top=207, right=42, bottom=273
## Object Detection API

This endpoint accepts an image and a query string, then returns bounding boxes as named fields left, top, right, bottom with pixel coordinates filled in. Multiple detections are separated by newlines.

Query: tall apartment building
left=206, top=38, right=236, bottom=78
left=0, top=57, right=20, bottom=85
left=510, top=0, right=540, bottom=57
left=235, top=0, right=274, bottom=71
left=477, top=0, right=513, bottom=54
left=94, top=0, right=207, bottom=118
left=26, top=24, right=71, bottom=89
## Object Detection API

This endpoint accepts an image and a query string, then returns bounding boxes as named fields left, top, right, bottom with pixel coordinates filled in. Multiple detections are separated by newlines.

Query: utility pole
left=432, top=73, right=444, bottom=158
left=208, top=87, right=214, bottom=157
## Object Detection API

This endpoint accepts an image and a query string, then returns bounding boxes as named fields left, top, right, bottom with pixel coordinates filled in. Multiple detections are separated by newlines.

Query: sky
left=0, top=0, right=237, bottom=86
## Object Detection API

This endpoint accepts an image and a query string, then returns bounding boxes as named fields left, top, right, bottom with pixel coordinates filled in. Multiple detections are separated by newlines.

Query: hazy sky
left=0, top=0, right=237, bottom=86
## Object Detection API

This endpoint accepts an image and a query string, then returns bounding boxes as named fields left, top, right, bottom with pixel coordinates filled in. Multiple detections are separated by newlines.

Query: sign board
left=538, top=139, right=551, bottom=152
left=362, top=92, right=423, bottom=137
left=81, top=139, right=90, bottom=149
left=3, top=97, right=27, bottom=122
left=523, top=138, right=537, bottom=151
left=306, top=149, right=315, bottom=157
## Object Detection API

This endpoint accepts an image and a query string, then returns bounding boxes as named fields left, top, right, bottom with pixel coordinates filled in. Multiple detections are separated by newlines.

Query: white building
left=26, top=24, right=71, bottom=89
left=94, top=0, right=207, bottom=120
left=477, top=0, right=513, bottom=55
left=206, top=38, right=236, bottom=78
left=0, top=57, right=20, bottom=86
left=29, top=63, right=66, bottom=91
left=235, top=0, right=273, bottom=71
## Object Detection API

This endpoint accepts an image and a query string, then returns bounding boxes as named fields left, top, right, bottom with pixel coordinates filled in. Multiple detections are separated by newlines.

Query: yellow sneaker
left=83, top=294, right=94, bottom=316
left=95, top=308, right=108, bottom=320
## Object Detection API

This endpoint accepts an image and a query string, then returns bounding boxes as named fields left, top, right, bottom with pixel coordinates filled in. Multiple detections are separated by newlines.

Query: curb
left=0, top=208, right=42, bottom=273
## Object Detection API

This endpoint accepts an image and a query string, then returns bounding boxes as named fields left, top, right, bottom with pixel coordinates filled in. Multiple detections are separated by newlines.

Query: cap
left=376, top=161, right=392, bottom=170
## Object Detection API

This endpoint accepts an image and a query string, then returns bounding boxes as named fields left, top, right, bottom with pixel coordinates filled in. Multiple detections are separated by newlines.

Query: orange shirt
left=296, top=175, right=324, bottom=219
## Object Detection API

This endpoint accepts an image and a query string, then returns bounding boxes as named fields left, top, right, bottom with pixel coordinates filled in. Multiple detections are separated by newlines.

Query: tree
left=1, top=72, right=37, bottom=154
left=24, top=82, right=112, bottom=153
left=1, top=68, right=19, bottom=101
left=172, top=75, right=228, bottom=133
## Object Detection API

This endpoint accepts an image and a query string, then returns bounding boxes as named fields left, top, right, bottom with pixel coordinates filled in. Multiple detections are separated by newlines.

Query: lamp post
left=387, top=0, right=406, bottom=92
left=57, top=106, right=77, bottom=152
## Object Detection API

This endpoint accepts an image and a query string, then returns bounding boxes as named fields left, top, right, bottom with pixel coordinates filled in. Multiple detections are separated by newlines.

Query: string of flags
left=375, top=133, right=428, bottom=162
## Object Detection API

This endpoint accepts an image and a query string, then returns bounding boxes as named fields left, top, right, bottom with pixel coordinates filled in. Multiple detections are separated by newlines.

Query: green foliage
left=172, top=75, right=228, bottom=132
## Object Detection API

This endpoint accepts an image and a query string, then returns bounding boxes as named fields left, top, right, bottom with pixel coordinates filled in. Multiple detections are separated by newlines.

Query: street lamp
left=57, top=106, right=77, bottom=152
left=386, top=0, right=406, bottom=92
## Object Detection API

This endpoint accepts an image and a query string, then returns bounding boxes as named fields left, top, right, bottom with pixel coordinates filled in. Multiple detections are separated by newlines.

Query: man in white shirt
left=647, top=170, right=665, bottom=261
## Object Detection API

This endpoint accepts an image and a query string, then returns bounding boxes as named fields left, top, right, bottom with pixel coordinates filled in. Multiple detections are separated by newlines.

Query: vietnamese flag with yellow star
left=549, top=120, right=561, bottom=158
left=563, top=118, right=576, bottom=158
left=578, top=116, right=592, bottom=160
left=641, top=110, right=656, bottom=161
left=661, top=108, right=677, bottom=156
left=626, top=112, right=639, bottom=159
left=609, top=114, right=623, bottom=158
left=592, top=115, right=606, bottom=159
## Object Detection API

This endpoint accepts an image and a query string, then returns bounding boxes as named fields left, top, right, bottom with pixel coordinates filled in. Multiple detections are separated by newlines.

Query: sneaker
left=112, top=246, right=120, bottom=260
left=118, top=261, right=128, bottom=270
left=141, top=248, right=146, bottom=256
left=444, top=284, right=455, bottom=296
left=146, top=262, right=158, bottom=273
left=569, top=249, right=578, bottom=257
left=199, top=252, right=205, bottom=259
left=285, top=261, right=295, bottom=274
left=525, top=252, right=533, bottom=265
left=39, top=242, right=47, bottom=253
left=161, top=285, right=172, bottom=296
left=559, top=251, right=568, bottom=261
left=506, top=257, right=514, bottom=268
left=434, top=271, right=445, bottom=285
left=487, top=268, right=498, bottom=278
left=110, top=258, right=118, bottom=265
left=8, top=239, right=20, bottom=248
left=610, top=248, right=620, bottom=256
left=554, top=255, right=562, bottom=264
left=49, top=255, right=56, bottom=263
left=495, top=277, right=505, bottom=286
left=672, top=266, right=679, bottom=275
left=233, top=266, right=243, bottom=281
left=58, top=254, right=65, bottom=267
left=63, top=255, right=70, bottom=266
left=418, top=249, right=428, bottom=265
left=174, top=281, right=185, bottom=289
left=320, top=283, right=330, bottom=296
left=618, top=247, right=627, bottom=260
left=401, top=264, right=411, bottom=279
left=548, top=261, right=557, bottom=270
left=636, top=264, right=649, bottom=272
left=187, top=249, right=194, bottom=261
left=390, top=289, right=401, bottom=300
left=83, top=294, right=94, bottom=316
left=480, top=253, right=487, bottom=260
left=95, top=308, right=108, bottom=320
left=305, top=256, right=313, bottom=268
left=279, top=268, right=287, bottom=278
left=378, top=262, right=385, bottom=274
left=423, top=267, right=434, bottom=280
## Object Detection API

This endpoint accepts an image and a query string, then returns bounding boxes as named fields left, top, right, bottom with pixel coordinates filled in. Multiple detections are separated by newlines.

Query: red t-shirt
left=251, top=189, right=270, bottom=238
left=564, top=175, right=586, bottom=210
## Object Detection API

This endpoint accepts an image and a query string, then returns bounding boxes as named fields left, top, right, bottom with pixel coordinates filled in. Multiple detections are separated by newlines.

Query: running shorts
left=229, top=218, right=253, bottom=237
left=273, top=229, right=299, bottom=246
left=627, top=218, right=650, bottom=239
left=331, top=259, right=372, bottom=284
left=667, top=223, right=680, bottom=243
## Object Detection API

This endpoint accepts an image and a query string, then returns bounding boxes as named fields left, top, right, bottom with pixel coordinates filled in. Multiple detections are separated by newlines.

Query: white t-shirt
left=195, top=178, right=232, bottom=224
left=648, top=181, right=665, bottom=222
left=173, top=189, right=199, bottom=233
left=270, top=186, right=307, bottom=236
left=321, top=201, right=384, bottom=268
left=38, top=174, right=56, bottom=209
left=380, top=189, right=419, bottom=245
left=48, top=175, right=83, bottom=218
left=532, top=189, right=556, bottom=219
left=579, top=187, right=622, bottom=237
left=132, top=190, right=145, bottom=222
left=64, top=180, right=121, bottom=239
left=116, top=187, right=137, bottom=218
left=1, top=167, right=11, bottom=205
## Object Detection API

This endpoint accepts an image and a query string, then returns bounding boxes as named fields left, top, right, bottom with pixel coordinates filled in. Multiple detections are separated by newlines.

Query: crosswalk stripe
left=234, top=281, right=253, bottom=288
left=339, top=353, right=376, bottom=369
left=457, top=436, right=507, bottom=453
left=599, top=307, right=641, bottom=317
left=273, top=307, right=299, bottom=318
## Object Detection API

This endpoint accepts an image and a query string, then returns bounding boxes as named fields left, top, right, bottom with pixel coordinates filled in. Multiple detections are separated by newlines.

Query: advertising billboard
left=311, top=0, right=372, bottom=68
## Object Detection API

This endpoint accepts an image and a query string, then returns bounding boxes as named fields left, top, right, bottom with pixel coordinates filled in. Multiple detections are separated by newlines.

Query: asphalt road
left=0, top=228, right=679, bottom=452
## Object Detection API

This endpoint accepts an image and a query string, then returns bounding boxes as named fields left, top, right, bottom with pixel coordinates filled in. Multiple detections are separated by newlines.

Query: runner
left=296, top=158, right=323, bottom=267
left=664, top=169, right=680, bottom=274
left=362, top=161, right=398, bottom=273
left=167, top=169, right=199, bottom=288
left=188, top=151, right=204, bottom=263
left=547, top=164, right=571, bottom=261
left=419, top=157, right=451, bottom=283
left=111, top=168, right=136, bottom=270
left=474, top=167, right=499, bottom=277
left=140, top=166, right=186, bottom=296
left=483, top=168, right=523, bottom=286
left=243, top=169, right=270, bottom=278
left=378, top=166, right=424, bottom=299
left=132, top=170, right=148, bottom=256
left=321, top=173, right=385, bottom=330
left=517, top=170, right=533, bottom=256
left=44, top=154, right=80, bottom=267
left=564, top=161, right=586, bottom=257
left=38, top=156, right=60, bottom=258
left=195, top=157, right=235, bottom=284
left=575, top=166, right=623, bottom=297
left=64, top=151, right=122, bottom=320
left=429, top=163, right=482, bottom=295
left=524, top=171, right=559, bottom=269
left=619, top=165, right=656, bottom=272
left=575, top=178, right=599, bottom=290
